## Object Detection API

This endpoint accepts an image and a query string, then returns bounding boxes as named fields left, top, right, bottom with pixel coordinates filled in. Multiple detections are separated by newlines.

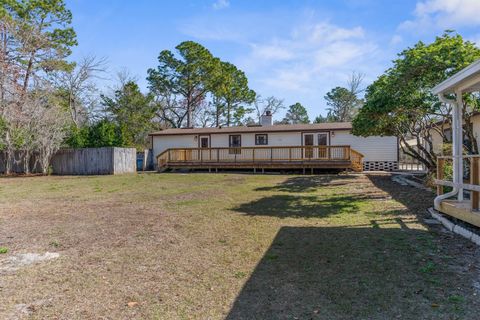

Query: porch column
left=453, top=90, right=464, bottom=201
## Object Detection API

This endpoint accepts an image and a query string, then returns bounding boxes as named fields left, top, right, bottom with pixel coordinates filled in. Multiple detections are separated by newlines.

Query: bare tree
left=253, top=95, right=285, bottom=123
left=347, top=71, right=365, bottom=97
left=52, top=56, right=108, bottom=127
left=34, top=91, right=69, bottom=174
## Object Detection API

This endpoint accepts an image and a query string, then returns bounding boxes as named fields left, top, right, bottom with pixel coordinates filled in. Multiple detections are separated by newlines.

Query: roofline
left=149, top=126, right=353, bottom=136
left=432, top=59, right=480, bottom=95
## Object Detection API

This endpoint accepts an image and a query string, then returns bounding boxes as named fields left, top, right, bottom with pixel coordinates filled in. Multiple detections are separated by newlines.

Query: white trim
left=432, top=59, right=480, bottom=95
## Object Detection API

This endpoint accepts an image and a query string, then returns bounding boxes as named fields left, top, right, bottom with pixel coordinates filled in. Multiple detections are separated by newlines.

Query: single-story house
left=149, top=112, right=398, bottom=172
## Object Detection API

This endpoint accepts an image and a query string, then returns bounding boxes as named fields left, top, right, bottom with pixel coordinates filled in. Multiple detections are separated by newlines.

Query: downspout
left=434, top=93, right=460, bottom=210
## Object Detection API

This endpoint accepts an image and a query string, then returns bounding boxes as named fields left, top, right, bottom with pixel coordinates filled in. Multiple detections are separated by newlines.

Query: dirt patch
left=0, top=252, right=60, bottom=273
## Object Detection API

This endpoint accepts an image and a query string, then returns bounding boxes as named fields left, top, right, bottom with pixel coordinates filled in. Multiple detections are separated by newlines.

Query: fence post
left=437, top=158, right=445, bottom=196
left=471, top=157, right=479, bottom=210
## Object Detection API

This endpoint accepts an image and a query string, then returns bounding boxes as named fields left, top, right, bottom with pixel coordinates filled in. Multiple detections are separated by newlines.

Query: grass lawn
left=0, top=173, right=479, bottom=319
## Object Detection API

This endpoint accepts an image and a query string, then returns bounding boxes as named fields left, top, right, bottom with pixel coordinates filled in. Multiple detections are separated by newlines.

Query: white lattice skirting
left=363, top=161, right=398, bottom=171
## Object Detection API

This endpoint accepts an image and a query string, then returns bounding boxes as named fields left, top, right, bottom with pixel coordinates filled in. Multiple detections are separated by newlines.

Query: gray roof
left=150, top=122, right=353, bottom=136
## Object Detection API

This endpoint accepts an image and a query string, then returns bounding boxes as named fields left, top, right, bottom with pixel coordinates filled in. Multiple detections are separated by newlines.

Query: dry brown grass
left=0, top=172, right=479, bottom=319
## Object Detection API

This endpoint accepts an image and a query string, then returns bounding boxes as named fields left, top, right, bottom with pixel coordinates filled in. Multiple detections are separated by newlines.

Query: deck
left=435, top=156, right=480, bottom=227
left=157, top=145, right=364, bottom=172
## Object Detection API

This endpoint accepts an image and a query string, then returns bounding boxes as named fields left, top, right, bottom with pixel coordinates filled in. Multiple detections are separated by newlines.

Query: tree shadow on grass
left=226, top=225, right=473, bottom=320
left=254, top=175, right=359, bottom=193
left=366, top=174, right=434, bottom=216
left=232, top=190, right=395, bottom=219
left=232, top=194, right=361, bottom=219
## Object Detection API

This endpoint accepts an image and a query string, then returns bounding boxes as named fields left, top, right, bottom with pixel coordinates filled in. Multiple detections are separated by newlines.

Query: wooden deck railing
left=435, top=155, right=480, bottom=227
left=436, top=155, right=480, bottom=210
left=157, top=145, right=364, bottom=171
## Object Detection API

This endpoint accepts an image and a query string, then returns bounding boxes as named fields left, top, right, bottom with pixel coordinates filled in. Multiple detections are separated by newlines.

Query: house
left=433, top=59, right=480, bottom=227
left=149, top=112, right=399, bottom=172
left=428, top=112, right=480, bottom=155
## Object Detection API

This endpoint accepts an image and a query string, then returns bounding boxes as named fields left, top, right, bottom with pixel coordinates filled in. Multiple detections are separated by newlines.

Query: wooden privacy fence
left=50, top=147, right=136, bottom=175
left=0, top=151, right=42, bottom=174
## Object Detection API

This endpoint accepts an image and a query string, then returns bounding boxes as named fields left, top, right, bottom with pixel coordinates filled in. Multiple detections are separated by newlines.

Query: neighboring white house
left=428, top=112, right=480, bottom=155
left=149, top=113, right=399, bottom=171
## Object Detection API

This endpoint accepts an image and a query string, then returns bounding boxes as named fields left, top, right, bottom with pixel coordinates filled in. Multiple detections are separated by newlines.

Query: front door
left=199, top=135, right=210, bottom=161
left=318, top=133, right=329, bottom=158
left=304, top=134, right=314, bottom=158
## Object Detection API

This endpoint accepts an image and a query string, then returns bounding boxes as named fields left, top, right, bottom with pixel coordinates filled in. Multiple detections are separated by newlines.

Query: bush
left=64, top=120, right=126, bottom=148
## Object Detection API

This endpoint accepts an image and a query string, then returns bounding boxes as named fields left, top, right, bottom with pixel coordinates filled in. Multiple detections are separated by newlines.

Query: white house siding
left=210, top=132, right=301, bottom=148
left=152, top=135, right=196, bottom=158
left=331, top=131, right=397, bottom=161
left=331, top=131, right=398, bottom=171
left=152, top=129, right=399, bottom=171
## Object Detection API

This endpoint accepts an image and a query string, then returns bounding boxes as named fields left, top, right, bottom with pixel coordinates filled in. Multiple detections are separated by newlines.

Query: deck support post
left=311, top=167, right=314, bottom=175
left=254, top=168, right=256, bottom=174
left=471, top=157, right=479, bottom=210
left=262, top=168, right=265, bottom=174
left=303, top=167, right=306, bottom=175
left=437, top=158, right=445, bottom=196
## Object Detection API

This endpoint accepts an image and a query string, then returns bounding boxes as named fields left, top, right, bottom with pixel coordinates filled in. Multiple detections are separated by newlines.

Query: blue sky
left=67, top=0, right=480, bottom=121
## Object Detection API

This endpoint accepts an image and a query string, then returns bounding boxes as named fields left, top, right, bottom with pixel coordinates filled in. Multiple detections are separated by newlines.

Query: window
left=200, top=137, right=209, bottom=148
left=229, top=135, right=241, bottom=154
left=318, top=133, right=328, bottom=146
left=255, top=134, right=268, bottom=145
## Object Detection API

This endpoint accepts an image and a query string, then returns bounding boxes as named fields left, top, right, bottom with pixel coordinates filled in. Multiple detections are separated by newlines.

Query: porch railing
left=436, top=155, right=480, bottom=210
left=157, top=145, right=364, bottom=171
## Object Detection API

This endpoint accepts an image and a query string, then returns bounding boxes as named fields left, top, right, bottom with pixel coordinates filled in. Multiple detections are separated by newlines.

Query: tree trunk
left=226, top=102, right=231, bottom=127
left=23, top=149, right=30, bottom=174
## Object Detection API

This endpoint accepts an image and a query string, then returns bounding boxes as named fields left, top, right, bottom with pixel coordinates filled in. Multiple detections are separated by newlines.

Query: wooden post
left=471, top=157, right=479, bottom=210
left=437, top=158, right=445, bottom=196
left=217, top=149, right=220, bottom=162
left=253, top=148, right=255, bottom=163
left=289, top=148, right=292, bottom=162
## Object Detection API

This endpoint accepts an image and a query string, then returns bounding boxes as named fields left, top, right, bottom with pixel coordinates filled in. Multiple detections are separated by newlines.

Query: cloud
left=179, top=12, right=385, bottom=115
left=250, top=43, right=295, bottom=61
left=401, top=0, right=480, bottom=31
left=212, top=0, right=229, bottom=10
left=298, top=22, right=365, bottom=44
left=390, top=35, right=403, bottom=45
left=241, top=21, right=376, bottom=94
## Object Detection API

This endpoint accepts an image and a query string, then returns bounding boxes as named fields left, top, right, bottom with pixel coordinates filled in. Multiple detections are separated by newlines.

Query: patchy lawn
left=0, top=173, right=479, bottom=319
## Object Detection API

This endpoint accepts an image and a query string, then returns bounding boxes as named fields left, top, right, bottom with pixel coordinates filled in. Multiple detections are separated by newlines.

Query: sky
left=67, top=0, right=480, bottom=121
